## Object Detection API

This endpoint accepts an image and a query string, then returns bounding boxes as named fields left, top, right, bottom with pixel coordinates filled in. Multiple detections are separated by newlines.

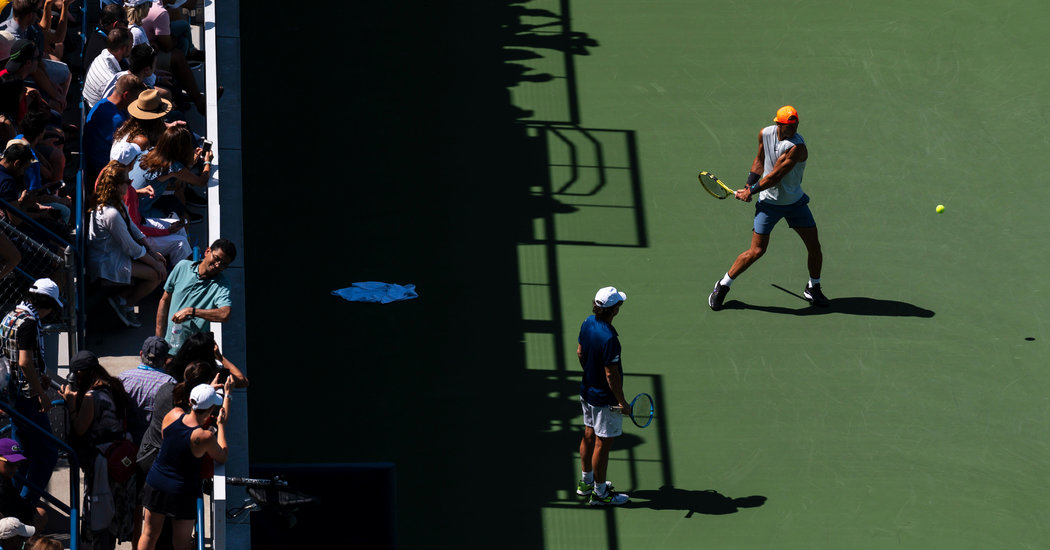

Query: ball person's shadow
left=624, top=485, right=767, bottom=517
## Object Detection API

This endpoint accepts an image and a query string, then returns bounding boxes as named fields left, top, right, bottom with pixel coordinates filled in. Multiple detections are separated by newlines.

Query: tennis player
left=575, top=286, right=631, bottom=506
left=708, top=105, right=829, bottom=310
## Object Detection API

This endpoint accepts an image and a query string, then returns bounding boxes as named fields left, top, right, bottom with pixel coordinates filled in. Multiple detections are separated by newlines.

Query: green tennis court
left=243, top=0, right=1049, bottom=547
left=513, top=1, right=1050, bottom=547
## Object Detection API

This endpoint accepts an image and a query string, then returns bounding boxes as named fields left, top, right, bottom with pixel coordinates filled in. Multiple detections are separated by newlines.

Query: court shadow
left=625, top=486, right=767, bottom=517
left=722, top=285, right=935, bottom=317
left=723, top=298, right=934, bottom=317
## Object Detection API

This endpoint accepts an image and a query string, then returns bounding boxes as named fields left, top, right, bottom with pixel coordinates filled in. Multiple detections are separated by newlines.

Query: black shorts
left=142, top=483, right=199, bottom=520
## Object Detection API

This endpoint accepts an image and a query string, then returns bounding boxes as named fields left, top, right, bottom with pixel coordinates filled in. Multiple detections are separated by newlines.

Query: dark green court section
left=241, top=1, right=1050, bottom=547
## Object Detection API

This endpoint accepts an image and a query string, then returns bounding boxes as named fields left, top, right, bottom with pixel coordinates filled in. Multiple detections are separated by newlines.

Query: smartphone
left=201, top=139, right=213, bottom=152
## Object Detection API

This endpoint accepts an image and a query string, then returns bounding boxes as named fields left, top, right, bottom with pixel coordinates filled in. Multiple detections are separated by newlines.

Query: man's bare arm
left=156, top=291, right=172, bottom=337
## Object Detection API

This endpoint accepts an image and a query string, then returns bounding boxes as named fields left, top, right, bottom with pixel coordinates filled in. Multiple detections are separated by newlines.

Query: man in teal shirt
left=155, top=239, right=235, bottom=353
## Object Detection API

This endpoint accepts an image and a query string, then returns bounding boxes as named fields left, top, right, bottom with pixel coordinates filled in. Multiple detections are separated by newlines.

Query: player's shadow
left=722, top=285, right=935, bottom=317
left=625, top=486, right=767, bottom=517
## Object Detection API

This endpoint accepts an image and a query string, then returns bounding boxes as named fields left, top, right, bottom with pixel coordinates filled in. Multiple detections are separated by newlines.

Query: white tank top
left=759, top=125, right=806, bottom=205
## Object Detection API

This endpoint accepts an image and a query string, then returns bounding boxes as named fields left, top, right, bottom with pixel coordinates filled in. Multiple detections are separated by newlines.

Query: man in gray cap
left=118, top=336, right=175, bottom=446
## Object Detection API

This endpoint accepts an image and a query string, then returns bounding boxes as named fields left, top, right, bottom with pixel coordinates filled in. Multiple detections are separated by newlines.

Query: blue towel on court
left=333, top=282, right=418, bottom=304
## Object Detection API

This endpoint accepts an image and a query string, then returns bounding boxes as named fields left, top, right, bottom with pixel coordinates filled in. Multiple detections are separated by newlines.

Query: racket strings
left=699, top=173, right=730, bottom=199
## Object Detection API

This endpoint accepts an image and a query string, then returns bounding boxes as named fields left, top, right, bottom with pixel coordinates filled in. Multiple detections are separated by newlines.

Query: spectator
left=101, top=43, right=173, bottom=110
left=111, top=88, right=171, bottom=156
left=130, top=124, right=211, bottom=224
left=0, top=0, right=70, bottom=111
left=0, top=40, right=39, bottom=125
left=0, top=30, right=13, bottom=63
left=0, top=438, right=43, bottom=530
left=82, top=26, right=133, bottom=109
left=0, top=516, right=35, bottom=550
left=125, top=0, right=151, bottom=46
left=138, top=0, right=204, bottom=114
left=167, top=332, right=248, bottom=392
left=25, top=534, right=62, bottom=550
left=0, top=278, right=61, bottom=527
left=87, top=160, right=167, bottom=328
left=0, top=139, right=32, bottom=208
left=139, top=380, right=232, bottom=550
left=83, top=3, right=128, bottom=68
left=0, top=36, right=33, bottom=80
left=84, top=73, right=146, bottom=185
left=155, top=239, right=234, bottom=354
left=59, top=350, right=137, bottom=549
left=136, top=359, right=215, bottom=476
left=125, top=181, right=190, bottom=267
left=0, top=231, right=18, bottom=278
left=119, top=336, right=175, bottom=447
left=16, top=111, right=70, bottom=224
left=37, top=0, right=68, bottom=61
left=152, top=0, right=196, bottom=58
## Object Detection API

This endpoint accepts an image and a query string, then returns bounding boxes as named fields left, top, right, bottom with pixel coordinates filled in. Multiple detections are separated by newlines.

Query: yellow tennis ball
left=936, top=204, right=945, bottom=213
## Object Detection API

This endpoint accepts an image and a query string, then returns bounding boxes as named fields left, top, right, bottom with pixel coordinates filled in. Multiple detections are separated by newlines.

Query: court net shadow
left=625, top=486, right=767, bottom=517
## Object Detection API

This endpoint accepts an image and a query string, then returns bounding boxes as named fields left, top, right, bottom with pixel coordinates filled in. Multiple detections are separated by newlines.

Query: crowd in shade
left=0, top=1, right=244, bottom=549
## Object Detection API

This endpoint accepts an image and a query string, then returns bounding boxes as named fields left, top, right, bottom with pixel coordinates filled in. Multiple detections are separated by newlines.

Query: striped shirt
left=119, top=365, right=176, bottom=444
left=83, top=49, right=122, bottom=109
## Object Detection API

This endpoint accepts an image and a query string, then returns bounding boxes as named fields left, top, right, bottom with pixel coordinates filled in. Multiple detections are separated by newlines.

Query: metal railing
left=0, top=398, right=80, bottom=550
left=0, top=209, right=78, bottom=351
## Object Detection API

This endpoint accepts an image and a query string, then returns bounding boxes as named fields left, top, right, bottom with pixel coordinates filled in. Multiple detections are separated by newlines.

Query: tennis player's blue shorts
left=753, top=194, right=816, bottom=235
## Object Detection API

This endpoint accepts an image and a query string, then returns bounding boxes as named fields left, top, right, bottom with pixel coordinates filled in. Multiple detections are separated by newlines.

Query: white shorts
left=581, top=396, right=623, bottom=438
left=143, top=218, right=191, bottom=265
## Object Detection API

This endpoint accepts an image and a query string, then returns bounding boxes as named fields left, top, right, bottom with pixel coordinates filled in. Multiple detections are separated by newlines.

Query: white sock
left=594, top=481, right=608, bottom=496
left=809, top=278, right=821, bottom=287
left=720, top=273, right=734, bottom=287
left=581, top=471, right=593, bottom=485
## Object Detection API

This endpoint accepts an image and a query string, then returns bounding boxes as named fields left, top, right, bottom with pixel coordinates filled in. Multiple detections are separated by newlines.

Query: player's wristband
left=748, top=182, right=761, bottom=193
left=745, top=171, right=761, bottom=187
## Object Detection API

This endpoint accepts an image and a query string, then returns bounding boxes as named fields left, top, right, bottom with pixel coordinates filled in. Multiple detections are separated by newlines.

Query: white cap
left=189, top=384, right=223, bottom=410
left=0, top=31, right=16, bottom=61
left=125, top=0, right=151, bottom=7
left=0, top=516, right=35, bottom=538
left=111, top=142, right=143, bottom=166
left=29, top=278, right=63, bottom=308
left=594, top=286, right=626, bottom=308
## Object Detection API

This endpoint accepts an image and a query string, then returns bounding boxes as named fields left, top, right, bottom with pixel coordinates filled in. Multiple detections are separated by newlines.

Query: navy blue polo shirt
left=578, top=315, right=622, bottom=406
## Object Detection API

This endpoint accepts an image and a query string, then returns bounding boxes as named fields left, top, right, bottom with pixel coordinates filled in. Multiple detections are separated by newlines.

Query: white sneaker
left=588, top=483, right=629, bottom=506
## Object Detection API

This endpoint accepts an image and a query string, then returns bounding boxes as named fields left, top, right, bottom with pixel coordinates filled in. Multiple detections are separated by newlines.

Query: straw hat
left=127, top=89, right=172, bottom=120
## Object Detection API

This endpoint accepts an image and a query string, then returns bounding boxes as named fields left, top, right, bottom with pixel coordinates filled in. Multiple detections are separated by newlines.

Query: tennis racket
left=698, top=171, right=736, bottom=200
left=613, top=393, right=655, bottom=428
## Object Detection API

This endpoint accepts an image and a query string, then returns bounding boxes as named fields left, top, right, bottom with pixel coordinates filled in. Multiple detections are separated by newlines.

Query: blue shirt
left=578, top=315, right=622, bottom=406
left=13, top=134, right=41, bottom=192
left=130, top=158, right=185, bottom=218
left=84, top=99, right=127, bottom=176
left=0, top=164, right=22, bottom=203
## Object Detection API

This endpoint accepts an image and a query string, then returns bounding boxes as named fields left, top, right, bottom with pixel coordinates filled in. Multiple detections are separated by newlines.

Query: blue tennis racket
left=614, top=393, right=654, bottom=428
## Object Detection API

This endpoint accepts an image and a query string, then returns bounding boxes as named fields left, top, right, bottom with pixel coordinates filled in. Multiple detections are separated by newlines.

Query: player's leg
left=793, top=226, right=829, bottom=306
left=728, top=231, right=771, bottom=278
left=592, top=435, right=613, bottom=485
left=577, top=425, right=596, bottom=495
left=577, top=398, right=597, bottom=495
left=579, top=426, right=595, bottom=471
left=587, top=406, right=628, bottom=505
left=709, top=202, right=780, bottom=310
left=793, top=226, right=822, bottom=279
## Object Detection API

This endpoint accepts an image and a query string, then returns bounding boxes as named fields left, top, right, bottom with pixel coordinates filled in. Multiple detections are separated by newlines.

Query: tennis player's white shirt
left=758, top=125, right=806, bottom=206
